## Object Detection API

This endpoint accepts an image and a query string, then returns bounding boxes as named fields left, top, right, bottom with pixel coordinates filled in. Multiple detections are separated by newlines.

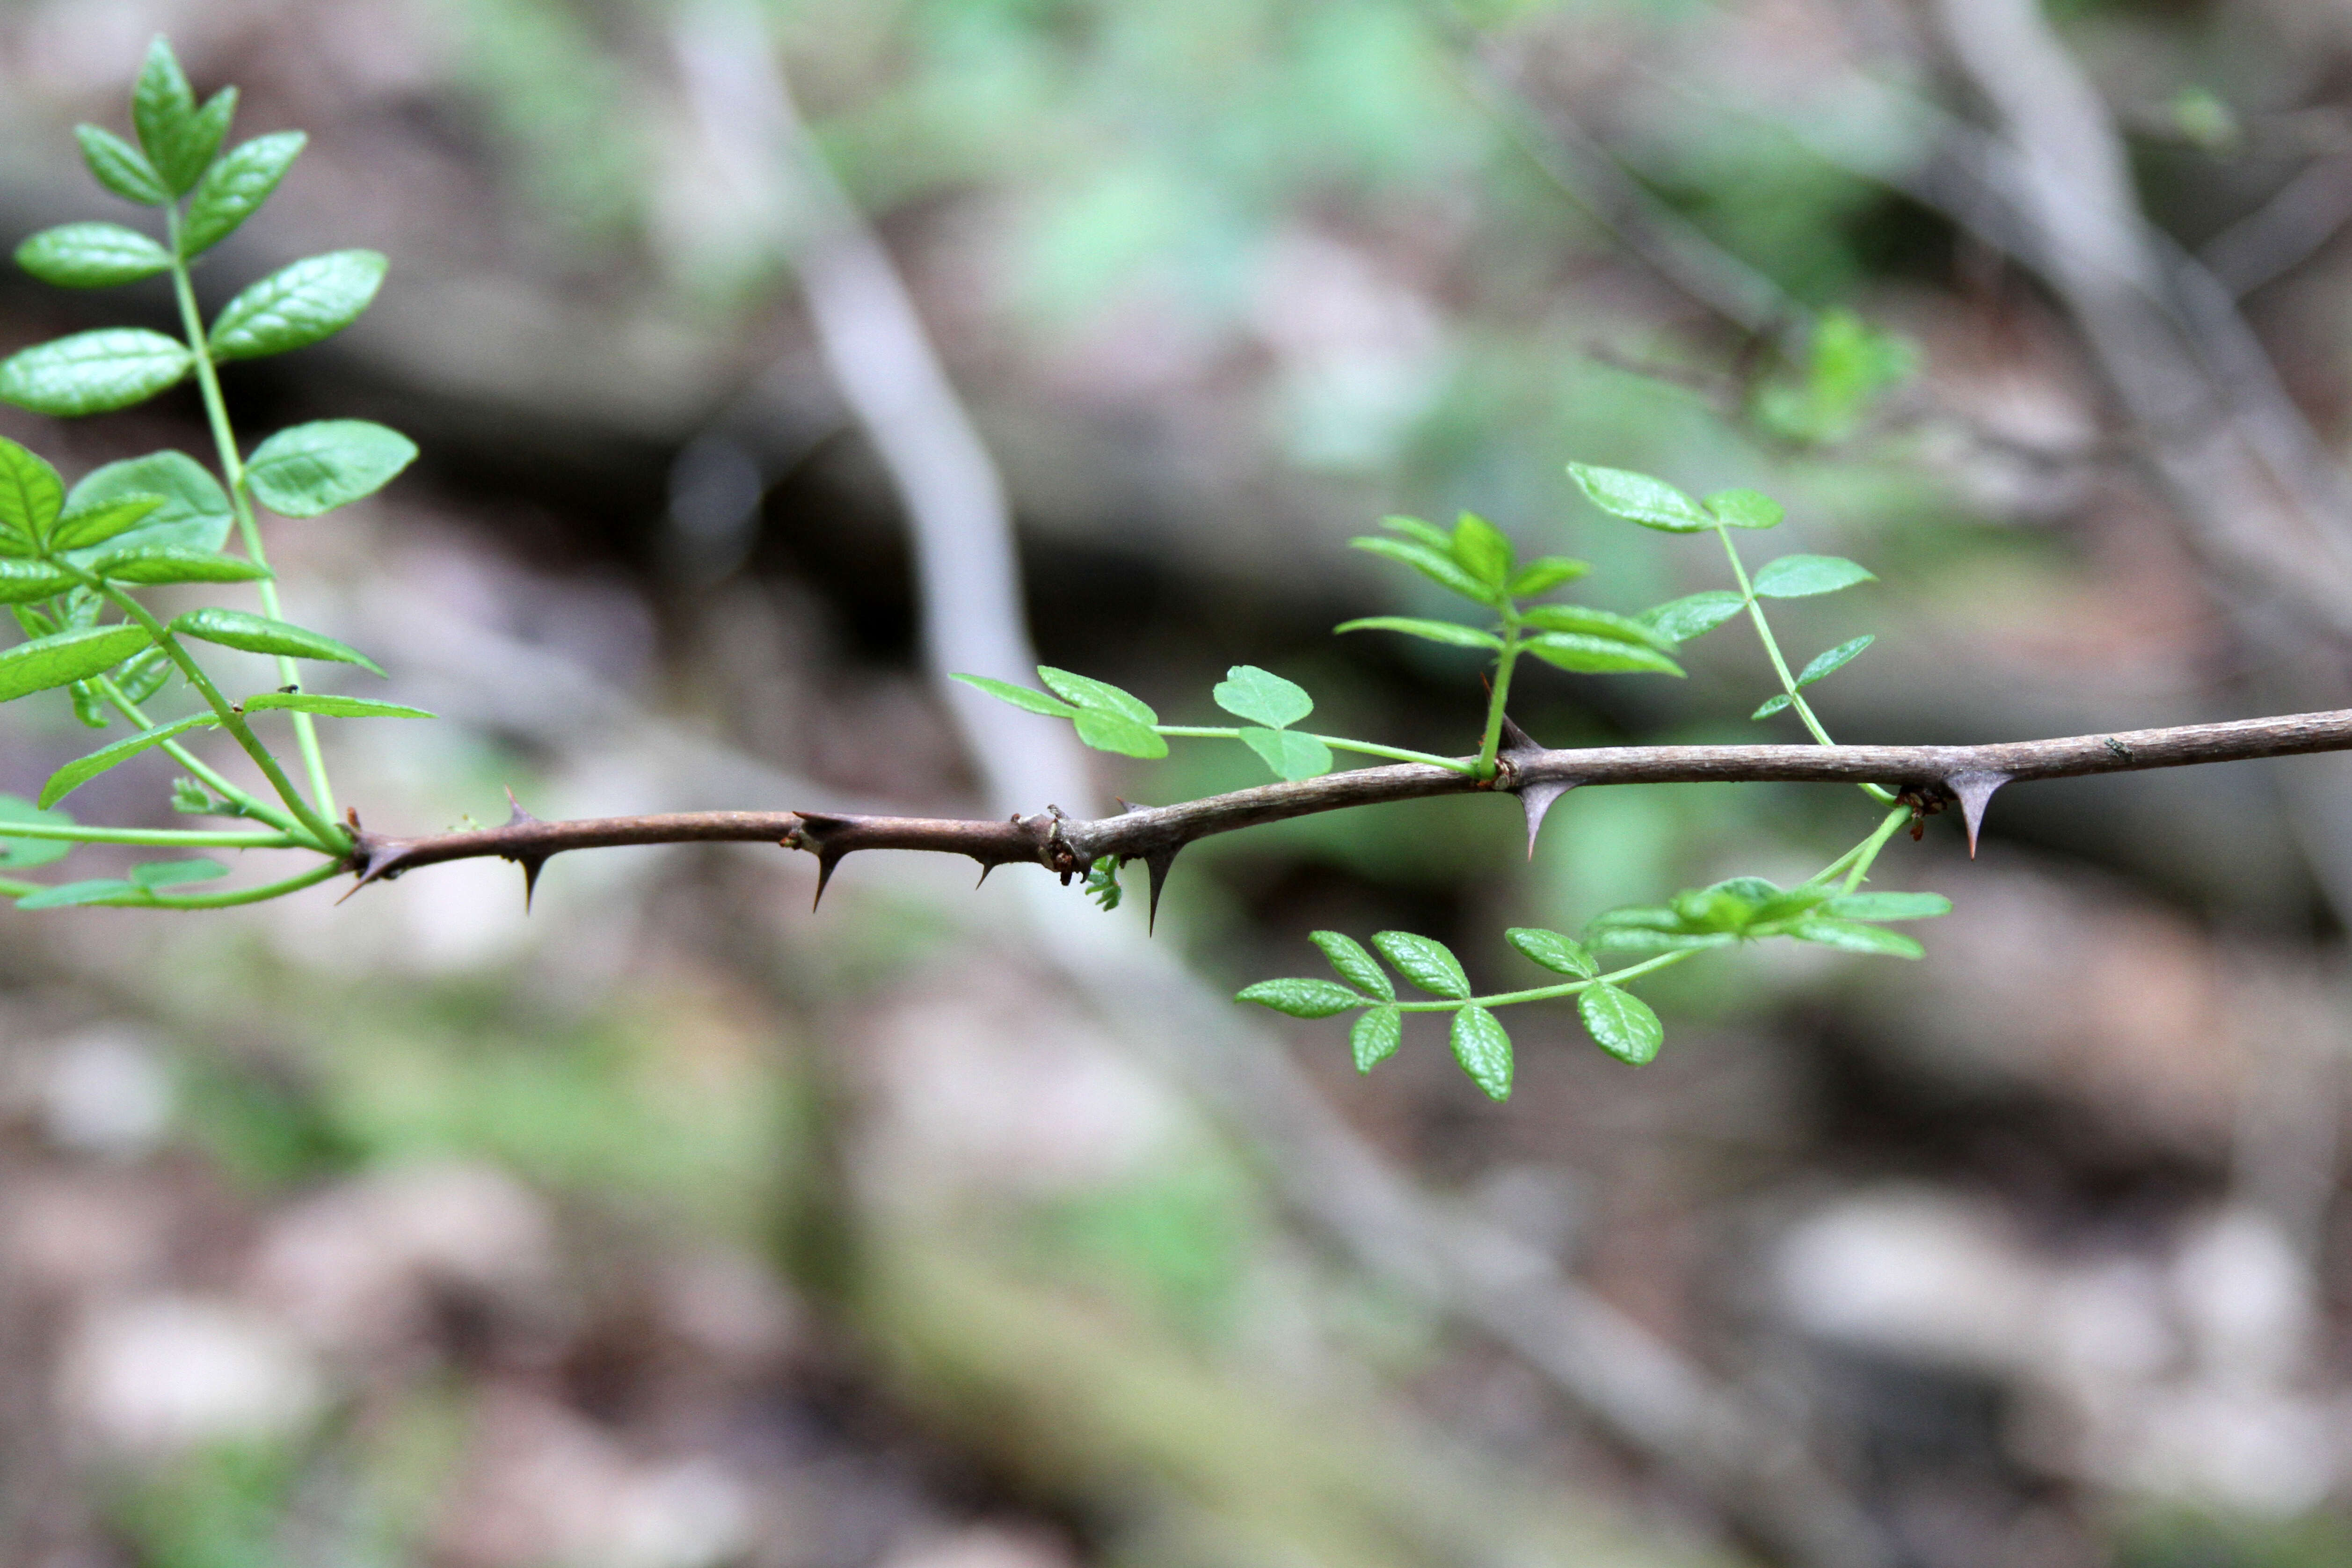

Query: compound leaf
left=1311, top=930, right=1393, bottom=1001
left=17, top=878, right=141, bottom=909
left=1752, top=693, right=1793, bottom=720
left=0, top=329, right=192, bottom=416
left=0, top=562, right=78, bottom=603
left=1450, top=1005, right=1514, bottom=1101
left=73, top=124, right=168, bottom=205
left=245, top=420, right=417, bottom=517
left=1566, top=462, right=1711, bottom=532
left=1825, top=891, right=1952, bottom=921
left=1638, top=591, right=1746, bottom=644
left=1351, top=535, right=1494, bottom=603
left=130, top=857, right=229, bottom=889
left=1350, top=1006, right=1402, bottom=1072
left=240, top=692, right=432, bottom=719
left=87, top=545, right=270, bottom=585
left=1790, top=917, right=1924, bottom=959
left=1518, top=604, right=1676, bottom=652
left=1505, top=926, right=1596, bottom=978
left=0, top=794, right=75, bottom=869
left=949, top=672, right=1078, bottom=718
left=1796, top=634, right=1873, bottom=687
left=65, top=452, right=233, bottom=555
left=1507, top=555, right=1591, bottom=596
left=1037, top=665, right=1157, bottom=724
left=1237, top=977, right=1369, bottom=1019
left=1449, top=511, right=1515, bottom=590
left=181, top=131, right=305, bottom=256
left=49, top=495, right=167, bottom=554
left=1753, top=554, right=1875, bottom=598
left=1072, top=709, right=1168, bottom=758
left=1212, top=664, right=1312, bottom=729
left=1240, top=726, right=1332, bottom=780
left=1579, top=984, right=1663, bottom=1065
left=171, top=607, right=384, bottom=674
left=1522, top=633, right=1684, bottom=677
left=15, top=223, right=174, bottom=288
left=1333, top=616, right=1503, bottom=650
left=1705, top=488, right=1784, bottom=529
left=39, top=712, right=221, bottom=808
left=1372, top=930, right=1471, bottom=1000
left=0, top=439, right=65, bottom=550
left=0, top=625, right=153, bottom=703
left=208, top=250, right=386, bottom=361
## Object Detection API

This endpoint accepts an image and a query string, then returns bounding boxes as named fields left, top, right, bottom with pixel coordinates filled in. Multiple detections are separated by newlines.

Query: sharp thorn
left=1498, top=712, right=1539, bottom=753
left=1947, top=770, right=2009, bottom=858
left=517, top=855, right=546, bottom=912
left=336, top=842, right=406, bottom=904
left=975, top=862, right=993, bottom=888
left=503, top=787, right=539, bottom=828
left=812, top=849, right=843, bottom=911
left=1144, top=845, right=1182, bottom=935
left=1516, top=780, right=1577, bottom=859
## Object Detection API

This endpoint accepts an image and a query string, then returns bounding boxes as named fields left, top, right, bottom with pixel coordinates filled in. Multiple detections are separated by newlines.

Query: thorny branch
left=344, top=707, right=2352, bottom=908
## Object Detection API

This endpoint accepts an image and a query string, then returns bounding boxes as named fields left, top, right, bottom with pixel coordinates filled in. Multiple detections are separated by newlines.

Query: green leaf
left=131, top=37, right=202, bottom=192
left=1517, top=604, right=1677, bottom=652
left=1587, top=926, right=1733, bottom=954
left=1450, top=1005, right=1513, bottom=1101
left=1350, top=1006, right=1402, bottom=1072
left=181, top=131, right=305, bottom=256
left=240, top=692, right=433, bottom=719
left=1333, top=615, right=1503, bottom=651
left=1796, top=634, right=1873, bottom=687
left=70, top=682, right=106, bottom=729
left=116, top=646, right=172, bottom=704
left=1522, top=633, right=1684, bottom=677
left=0, top=329, right=193, bottom=416
left=74, top=124, right=168, bottom=205
left=49, top=496, right=167, bottom=554
left=245, top=420, right=417, bottom=517
left=1072, top=710, right=1169, bottom=759
left=208, top=250, right=387, bottom=361
left=1036, top=666, right=1157, bottom=724
left=1752, top=554, right=1876, bottom=598
left=1310, top=930, right=1393, bottom=1001
left=1237, top=977, right=1369, bottom=1019
left=38, top=712, right=221, bottom=808
left=1240, top=727, right=1333, bottom=781
left=170, top=608, right=384, bottom=675
left=0, top=561, right=78, bottom=603
left=65, top=452, right=233, bottom=555
left=1371, top=930, right=1471, bottom=1000
left=1825, top=891, right=1952, bottom=921
left=1579, top=985, right=1663, bottom=1065
left=0, top=439, right=65, bottom=551
left=131, top=858, right=228, bottom=889
left=1638, top=591, right=1746, bottom=644
left=1505, top=926, right=1596, bottom=978
left=1566, top=462, right=1711, bottom=532
left=1704, top=489, right=1784, bottom=530
left=1507, top=556, right=1591, bottom=597
left=1212, top=664, right=1313, bottom=729
left=1351, top=536, right=1495, bottom=604
left=87, top=545, right=269, bottom=585
left=1380, top=514, right=1452, bottom=550
left=0, top=795, right=75, bottom=870
left=1752, top=693, right=1792, bottom=720
left=0, top=625, right=152, bottom=703
left=948, top=672, right=1079, bottom=718
left=15, top=223, right=174, bottom=288
left=1449, top=511, right=1515, bottom=590
left=17, top=879, right=141, bottom=909
left=1790, top=918, right=1924, bottom=959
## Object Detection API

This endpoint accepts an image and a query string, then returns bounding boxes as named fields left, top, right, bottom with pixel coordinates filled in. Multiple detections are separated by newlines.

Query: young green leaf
left=0, top=329, right=193, bottom=416
left=1310, top=930, right=1394, bottom=1001
left=87, top=545, right=269, bottom=585
left=1072, top=711, right=1169, bottom=758
left=1517, top=604, right=1677, bottom=653
left=73, top=124, right=168, bottom=205
left=17, top=878, right=142, bottom=909
left=1752, top=554, right=1875, bottom=598
left=0, top=794, right=76, bottom=870
left=0, top=625, right=152, bottom=703
left=1752, top=693, right=1792, bottom=720
left=1449, top=512, right=1515, bottom=590
left=38, top=712, right=222, bottom=808
left=170, top=608, right=385, bottom=674
left=1240, top=727, right=1333, bottom=781
left=1036, top=666, right=1157, bottom=724
left=1212, top=664, right=1313, bottom=729
left=1790, top=918, right=1924, bottom=958
left=1236, top=977, right=1369, bottom=1018
left=1350, top=536, right=1495, bottom=603
left=1505, top=926, right=1596, bottom=978
left=1450, top=1005, right=1514, bottom=1101
left=1566, top=462, right=1711, bottom=532
left=1371, top=930, right=1471, bottom=999
left=130, top=858, right=228, bottom=889
left=948, top=672, right=1079, bottom=718
left=1825, top=891, right=1952, bottom=921
left=1638, top=591, right=1746, bottom=644
left=115, top=646, right=172, bottom=704
left=180, top=131, right=306, bottom=256
left=131, top=37, right=203, bottom=191
left=1333, top=616, right=1503, bottom=651
left=1507, top=556, right=1590, bottom=597
left=240, top=692, right=433, bottom=719
left=49, top=495, right=167, bottom=553
left=1579, top=984, right=1663, bottom=1065
left=1380, top=515, right=1453, bottom=550
left=15, top=223, right=174, bottom=288
left=0, top=439, right=65, bottom=550
left=1350, top=1006, right=1403, bottom=1072
left=65, top=452, right=233, bottom=555
left=1704, top=489, right=1784, bottom=529
left=207, top=250, right=387, bottom=361
left=1522, top=634, right=1684, bottom=677
left=244, top=420, right=418, bottom=517
left=1795, top=634, right=1873, bottom=687
left=0, top=562, right=78, bottom=603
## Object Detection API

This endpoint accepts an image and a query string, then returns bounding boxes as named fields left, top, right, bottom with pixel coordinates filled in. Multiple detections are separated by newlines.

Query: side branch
left=343, top=709, right=2352, bottom=899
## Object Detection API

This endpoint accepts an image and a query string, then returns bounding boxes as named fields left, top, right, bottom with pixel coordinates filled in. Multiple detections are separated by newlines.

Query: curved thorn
left=1947, top=770, right=2009, bottom=858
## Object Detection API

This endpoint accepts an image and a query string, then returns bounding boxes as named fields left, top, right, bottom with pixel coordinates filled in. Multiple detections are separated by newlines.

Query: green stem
left=65, top=859, right=346, bottom=910
left=1716, top=526, right=1896, bottom=805
left=0, top=821, right=295, bottom=848
left=164, top=206, right=338, bottom=823
left=1474, top=605, right=1523, bottom=779
left=1390, top=947, right=1699, bottom=1012
left=90, top=675, right=303, bottom=836
left=1833, top=804, right=1914, bottom=895
left=1154, top=726, right=1482, bottom=774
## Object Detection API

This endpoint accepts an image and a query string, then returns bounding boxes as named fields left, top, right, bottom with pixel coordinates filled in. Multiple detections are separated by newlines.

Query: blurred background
left=3, top=0, right=2352, bottom=1564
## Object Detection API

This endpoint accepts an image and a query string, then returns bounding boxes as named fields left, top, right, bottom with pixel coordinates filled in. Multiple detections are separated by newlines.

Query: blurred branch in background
left=672, top=6, right=1893, bottom=1566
